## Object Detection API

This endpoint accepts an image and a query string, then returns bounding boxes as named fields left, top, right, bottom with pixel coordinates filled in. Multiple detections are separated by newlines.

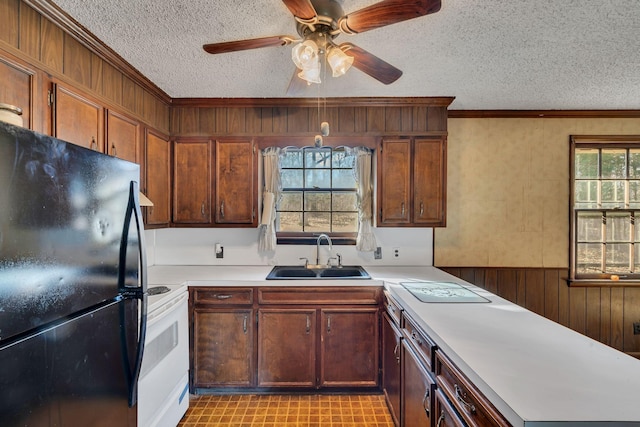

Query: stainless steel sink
left=266, top=265, right=371, bottom=280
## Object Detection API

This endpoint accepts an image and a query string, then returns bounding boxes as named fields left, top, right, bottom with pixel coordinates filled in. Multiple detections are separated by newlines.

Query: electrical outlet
left=374, top=247, right=382, bottom=260
left=634, top=322, right=640, bottom=335
left=393, top=247, right=400, bottom=258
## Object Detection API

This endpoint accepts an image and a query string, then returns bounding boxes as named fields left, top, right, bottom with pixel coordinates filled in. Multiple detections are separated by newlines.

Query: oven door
left=138, top=290, right=189, bottom=427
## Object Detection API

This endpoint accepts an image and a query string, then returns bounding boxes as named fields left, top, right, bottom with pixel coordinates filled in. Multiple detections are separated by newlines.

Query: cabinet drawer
left=435, top=350, right=510, bottom=427
left=258, top=286, right=381, bottom=305
left=383, top=290, right=402, bottom=326
left=434, top=389, right=465, bottom=427
left=191, top=288, right=254, bottom=305
left=402, top=313, right=436, bottom=372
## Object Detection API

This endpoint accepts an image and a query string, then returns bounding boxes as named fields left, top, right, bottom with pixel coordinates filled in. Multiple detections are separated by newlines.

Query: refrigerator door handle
left=119, top=181, right=148, bottom=407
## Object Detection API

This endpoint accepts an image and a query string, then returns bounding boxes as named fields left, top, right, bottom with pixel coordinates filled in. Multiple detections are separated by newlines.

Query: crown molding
left=449, top=110, right=640, bottom=118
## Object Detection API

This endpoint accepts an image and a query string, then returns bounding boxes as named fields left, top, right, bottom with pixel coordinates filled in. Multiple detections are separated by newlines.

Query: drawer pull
left=411, top=331, right=423, bottom=346
left=215, top=294, right=232, bottom=300
left=393, top=343, right=400, bottom=364
left=436, top=412, right=445, bottom=427
left=422, top=389, right=430, bottom=417
left=242, top=315, right=247, bottom=334
left=327, top=315, right=331, bottom=333
left=454, top=384, right=476, bottom=414
left=306, top=314, right=311, bottom=334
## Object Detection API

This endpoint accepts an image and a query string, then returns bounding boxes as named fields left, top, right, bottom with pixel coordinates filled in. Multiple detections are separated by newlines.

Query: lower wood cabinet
left=401, top=338, right=435, bottom=427
left=382, top=312, right=402, bottom=426
left=320, top=308, right=379, bottom=388
left=257, top=308, right=316, bottom=387
left=190, top=286, right=381, bottom=392
left=192, top=308, right=254, bottom=389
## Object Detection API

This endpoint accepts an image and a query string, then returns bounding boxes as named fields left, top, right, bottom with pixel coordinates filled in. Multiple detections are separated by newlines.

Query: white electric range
left=138, top=283, right=189, bottom=427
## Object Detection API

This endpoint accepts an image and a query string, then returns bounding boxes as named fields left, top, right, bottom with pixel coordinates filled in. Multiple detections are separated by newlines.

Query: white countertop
left=147, top=265, right=640, bottom=426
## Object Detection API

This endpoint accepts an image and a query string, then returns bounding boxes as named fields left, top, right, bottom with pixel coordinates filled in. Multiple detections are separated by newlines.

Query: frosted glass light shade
left=292, top=40, right=319, bottom=70
left=327, top=47, right=354, bottom=77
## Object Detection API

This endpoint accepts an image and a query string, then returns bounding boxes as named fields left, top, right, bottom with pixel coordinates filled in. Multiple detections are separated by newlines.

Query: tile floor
left=177, top=394, right=395, bottom=427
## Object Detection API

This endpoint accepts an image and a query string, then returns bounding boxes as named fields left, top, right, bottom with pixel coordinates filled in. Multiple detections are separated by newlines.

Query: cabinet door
left=382, top=313, right=402, bottom=427
left=173, top=139, right=211, bottom=224
left=192, top=309, right=254, bottom=388
left=53, top=84, right=103, bottom=151
left=401, top=339, right=434, bottom=427
left=257, top=309, right=316, bottom=387
left=0, top=55, right=34, bottom=129
left=413, top=137, right=446, bottom=226
left=215, top=139, right=256, bottom=225
left=320, top=308, right=379, bottom=388
left=379, top=138, right=411, bottom=224
left=145, top=129, right=170, bottom=226
left=106, top=110, right=139, bottom=163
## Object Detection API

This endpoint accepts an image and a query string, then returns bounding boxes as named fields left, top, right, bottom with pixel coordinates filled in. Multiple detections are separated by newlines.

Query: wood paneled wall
left=0, top=0, right=170, bottom=133
left=170, top=99, right=451, bottom=137
left=440, top=267, right=640, bottom=357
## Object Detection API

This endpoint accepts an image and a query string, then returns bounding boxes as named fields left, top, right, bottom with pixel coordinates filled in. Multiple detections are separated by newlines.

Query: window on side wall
left=277, top=146, right=358, bottom=244
left=570, top=135, right=640, bottom=284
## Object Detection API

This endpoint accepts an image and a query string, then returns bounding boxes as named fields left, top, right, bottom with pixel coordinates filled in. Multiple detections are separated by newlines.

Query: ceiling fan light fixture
left=292, top=40, right=320, bottom=70
left=298, top=63, right=321, bottom=84
left=327, top=46, right=354, bottom=77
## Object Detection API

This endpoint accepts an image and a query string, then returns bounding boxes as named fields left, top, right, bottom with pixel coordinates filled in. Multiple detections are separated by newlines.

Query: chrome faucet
left=316, top=233, right=333, bottom=266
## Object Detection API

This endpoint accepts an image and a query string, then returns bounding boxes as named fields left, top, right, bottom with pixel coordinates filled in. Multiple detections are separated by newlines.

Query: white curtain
left=258, top=147, right=281, bottom=252
left=353, top=147, right=377, bottom=252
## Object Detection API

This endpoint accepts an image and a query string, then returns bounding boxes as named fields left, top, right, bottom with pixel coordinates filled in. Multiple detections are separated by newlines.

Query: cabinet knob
left=111, top=142, right=117, bottom=157
left=90, top=137, right=97, bottom=151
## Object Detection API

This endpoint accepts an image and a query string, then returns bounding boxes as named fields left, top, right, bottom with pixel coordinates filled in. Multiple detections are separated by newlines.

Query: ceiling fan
left=202, top=0, right=442, bottom=93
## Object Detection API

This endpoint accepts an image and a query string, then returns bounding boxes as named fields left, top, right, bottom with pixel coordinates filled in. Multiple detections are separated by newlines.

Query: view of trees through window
left=574, top=145, right=640, bottom=277
left=276, top=147, right=358, bottom=233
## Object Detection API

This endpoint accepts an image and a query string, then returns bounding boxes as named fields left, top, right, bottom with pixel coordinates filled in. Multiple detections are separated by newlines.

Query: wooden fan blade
left=281, top=0, right=317, bottom=20
left=339, top=0, right=441, bottom=34
left=340, top=43, right=402, bottom=85
left=203, top=36, right=294, bottom=54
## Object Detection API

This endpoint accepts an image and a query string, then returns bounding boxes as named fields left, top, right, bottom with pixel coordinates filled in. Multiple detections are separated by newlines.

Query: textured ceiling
left=50, top=0, right=640, bottom=110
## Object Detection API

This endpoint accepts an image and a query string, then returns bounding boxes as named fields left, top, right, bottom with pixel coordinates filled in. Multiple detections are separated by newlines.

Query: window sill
left=276, top=233, right=356, bottom=245
left=567, top=278, right=640, bottom=287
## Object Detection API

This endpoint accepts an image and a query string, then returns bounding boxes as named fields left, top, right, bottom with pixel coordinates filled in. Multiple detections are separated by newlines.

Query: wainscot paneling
left=440, top=267, right=640, bottom=358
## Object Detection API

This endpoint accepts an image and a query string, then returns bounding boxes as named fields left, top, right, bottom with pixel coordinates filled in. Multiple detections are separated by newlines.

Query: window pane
left=332, top=151, right=354, bottom=168
left=333, top=192, right=358, bottom=211
left=332, top=169, right=356, bottom=188
left=605, top=243, right=630, bottom=273
left=601, top=149, right=626, bottom=179
left=304, top=212, right=331, bottom=232
left=577, top=212, right=602, bottom=242
left=575, top=180, right=598, bottom=208
left=575, top=149, right=599, bottom=179
left=601, top=180, right=625, bottom=208
left=281, top=169, right=303, bottom=189
left=281, top=150, right=303, bottom=168
left=630, top=181, right=640, bottom=207
left=305, top=149, right=331, bottom=168
left=305, top=169, right=330, bottom=188
left=332, top=213, right=358, bottom=232
left=606, top=213, right=631, bottom=243
left=576, top=243, right=603, bottom=273
left=279, top=192, right=302, bottom=211
left=629, top=150, right=640, bottom=178
left=277, top=212, right=303, bottom=231
left=305, top=192, right=331, bottom=211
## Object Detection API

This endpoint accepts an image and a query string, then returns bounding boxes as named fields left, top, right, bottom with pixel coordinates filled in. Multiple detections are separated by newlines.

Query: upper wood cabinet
left=0, top=54, right=35, bottom=130
left=53, top=83, right=103, bottom=151
left=378, top=136, right=446, bottom=227
left=173, top=138, right=212, bottom=224
left=214, top=138, right=257, bottom=226
left=145, top=129, right=171, bottom=227
left=106, top=110, right=140, bottom=163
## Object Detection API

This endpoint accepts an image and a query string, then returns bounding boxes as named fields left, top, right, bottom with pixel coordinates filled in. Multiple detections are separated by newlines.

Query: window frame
left=570, top=135, right=640, bottom=285
left=255, top=135, right=378, bottom=246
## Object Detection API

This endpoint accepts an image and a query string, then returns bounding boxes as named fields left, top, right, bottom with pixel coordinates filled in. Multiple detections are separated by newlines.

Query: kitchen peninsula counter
left=148, top=265, right=640, bottom=426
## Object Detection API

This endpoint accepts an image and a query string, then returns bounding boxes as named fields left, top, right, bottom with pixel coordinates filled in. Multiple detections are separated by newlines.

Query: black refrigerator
left=0, top=121, right=147, bottom=426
